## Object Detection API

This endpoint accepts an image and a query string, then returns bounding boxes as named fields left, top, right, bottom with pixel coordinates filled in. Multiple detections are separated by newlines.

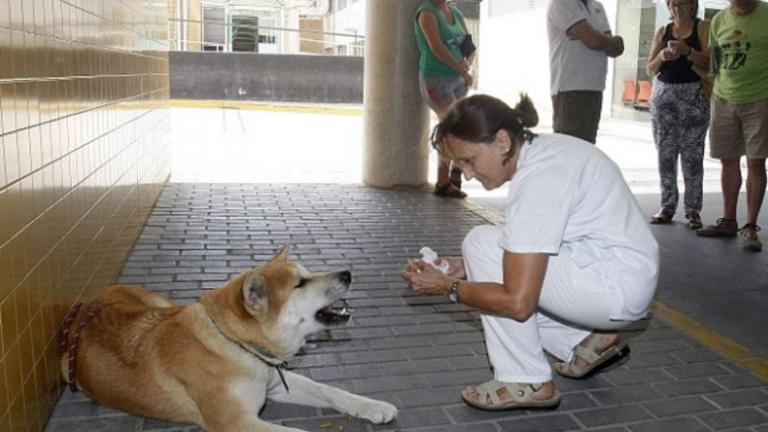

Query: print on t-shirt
left=713, top=30, right=752, bottom=74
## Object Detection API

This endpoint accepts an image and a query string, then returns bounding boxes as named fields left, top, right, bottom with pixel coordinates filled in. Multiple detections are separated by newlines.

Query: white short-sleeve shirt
left=501, top=133, right=659, bottom=321
left=547, top=0, right=612, bottom=95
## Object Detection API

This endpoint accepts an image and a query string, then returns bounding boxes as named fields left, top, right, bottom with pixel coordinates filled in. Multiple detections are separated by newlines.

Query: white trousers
left=462, top=225, right=630, bottom=383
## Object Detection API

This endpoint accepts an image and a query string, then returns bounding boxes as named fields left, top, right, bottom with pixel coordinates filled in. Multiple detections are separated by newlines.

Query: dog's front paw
left=354, top=399, right=398, bottom=424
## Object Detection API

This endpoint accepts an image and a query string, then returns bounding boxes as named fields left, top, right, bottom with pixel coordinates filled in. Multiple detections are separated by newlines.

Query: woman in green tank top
left=414, top=0, right=474, bottom=198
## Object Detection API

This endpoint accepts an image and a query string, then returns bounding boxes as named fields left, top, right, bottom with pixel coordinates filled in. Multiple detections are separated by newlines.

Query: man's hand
left=606, top=35, right=624, bottom=58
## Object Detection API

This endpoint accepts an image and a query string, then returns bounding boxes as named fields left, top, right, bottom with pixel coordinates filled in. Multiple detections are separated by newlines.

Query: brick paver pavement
left=45, top=183, right=768, bottom=432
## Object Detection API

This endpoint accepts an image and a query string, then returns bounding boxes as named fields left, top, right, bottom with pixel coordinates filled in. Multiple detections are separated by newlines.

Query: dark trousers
left=552, top=91, right=603, bottom=144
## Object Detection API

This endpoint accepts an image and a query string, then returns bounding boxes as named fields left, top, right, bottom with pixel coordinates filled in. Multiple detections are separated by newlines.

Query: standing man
left=697, top=0, right=768, bottom=252
left=547, top=0, right=624, bottom=144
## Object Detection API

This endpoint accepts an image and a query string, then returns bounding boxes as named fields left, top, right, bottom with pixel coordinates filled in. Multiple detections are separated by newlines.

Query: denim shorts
left=418, top=73, right=469, bottom=114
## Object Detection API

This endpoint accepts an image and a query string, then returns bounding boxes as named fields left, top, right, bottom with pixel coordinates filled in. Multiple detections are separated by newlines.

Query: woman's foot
left=649, top=210, right=674, bottom=224
left=685, top=212, right=702, bottom=230
left=449, top=167, right=463, bottom=190
left=461, top=379, right=559, bottom=411
left=555, top=331, right=630, bottom=378
left=434, top=182, right=467, bottom=199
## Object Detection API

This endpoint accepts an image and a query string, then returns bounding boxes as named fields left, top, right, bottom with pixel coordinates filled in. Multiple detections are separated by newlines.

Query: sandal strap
left=434, top=183, right=466, bottom=198
left=473, top=380, right=504, bottom=406
left=740, top=223, right=762, bottom=232
left=473, top=380, right=540, bottom=405
left=573, top=344, right=602, bottom=364
left=570, top=332, right=622, bottom=367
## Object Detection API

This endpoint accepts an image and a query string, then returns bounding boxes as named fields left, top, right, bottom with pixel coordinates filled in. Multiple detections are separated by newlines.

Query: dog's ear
left=242, top=273, right=268, bottom=318
left=272, top=245, right=290, bottom=262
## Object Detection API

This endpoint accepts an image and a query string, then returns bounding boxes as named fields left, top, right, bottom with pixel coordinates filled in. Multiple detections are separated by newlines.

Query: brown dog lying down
left=59, top=246, right=398, bottom=431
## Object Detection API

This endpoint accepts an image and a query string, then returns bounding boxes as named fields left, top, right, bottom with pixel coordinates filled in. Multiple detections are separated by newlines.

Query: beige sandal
left=461, top=380, right=560, bottom=411
left=555, top=333, right=630, bottom=379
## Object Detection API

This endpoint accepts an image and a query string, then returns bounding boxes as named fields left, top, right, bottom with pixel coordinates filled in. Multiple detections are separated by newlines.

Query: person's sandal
left=450, top=167, right=463, bottom=190
left=649, top=210, right=673, bottom=224
left=555, top=333, right=630, bottom=379
left=739, top=223, right=762, bottom=252
left=685, top=212, right=702, bottom=230
left=697, top=218, right=738, bottom=237
left=461, top=379, right=560, bottom=411
left=434, top=182, right=467, bottom=199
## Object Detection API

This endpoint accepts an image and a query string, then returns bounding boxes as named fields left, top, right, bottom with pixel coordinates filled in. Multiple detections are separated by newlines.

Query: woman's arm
left=646, top=26, right=667, bottom=77
left=403, top=251, right=549, bottom=321
left=457, top=252, right=548, bottom=320
left=687, top=20, right=711, bottom=71
left=665, top=20, right=711, bottom=70
left=418, top=11, right=468, bottom=74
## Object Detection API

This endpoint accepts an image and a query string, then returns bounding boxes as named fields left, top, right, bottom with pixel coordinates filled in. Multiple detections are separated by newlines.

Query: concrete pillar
left=282, top=9, right=301, bottom=54
left=363, top=0, right=430, bottom=188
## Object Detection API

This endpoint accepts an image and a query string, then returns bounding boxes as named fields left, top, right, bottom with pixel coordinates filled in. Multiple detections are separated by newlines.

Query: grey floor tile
left=497, top=413, right=580, bottom=431
left=698, top=407, right=768, bottom=430
left=641, top=396, right=718, bottom=418
left=627, top=417, right=709, bottom=432
left=573, top=405, right=652, bottom=428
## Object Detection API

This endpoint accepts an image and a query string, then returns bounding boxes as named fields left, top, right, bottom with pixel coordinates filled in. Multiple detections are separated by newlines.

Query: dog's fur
left=60, top=246, right=397, bottom=431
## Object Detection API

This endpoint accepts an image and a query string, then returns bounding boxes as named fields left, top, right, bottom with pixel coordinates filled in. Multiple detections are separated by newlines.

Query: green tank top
left=414, top=1, right=467, bottom=77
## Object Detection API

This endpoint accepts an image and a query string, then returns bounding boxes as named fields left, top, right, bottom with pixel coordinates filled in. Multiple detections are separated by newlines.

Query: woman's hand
left=436, top=256, right=466, bottom=279
left=660, top=47, right=680, bottom=62
left=461, top=71, right=474, bottom=87
left=456, top=59, right=470, bottom=73
left=402, top=259, right=452, bottom=296
left=667, top=40, right=690, bottom=57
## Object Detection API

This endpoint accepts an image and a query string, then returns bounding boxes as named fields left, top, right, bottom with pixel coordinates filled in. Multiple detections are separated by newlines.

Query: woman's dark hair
left=430, top=94, right=538, bottom=162
left=667, top=0, right=699, bottom=20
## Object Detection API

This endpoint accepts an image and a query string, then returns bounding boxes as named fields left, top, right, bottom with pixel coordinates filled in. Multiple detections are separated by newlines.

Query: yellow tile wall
left=0, top=0, right=171, bottom=430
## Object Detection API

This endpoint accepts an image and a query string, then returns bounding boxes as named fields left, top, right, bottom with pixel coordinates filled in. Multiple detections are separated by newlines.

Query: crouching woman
left=402, top=94, right=659, bottom=410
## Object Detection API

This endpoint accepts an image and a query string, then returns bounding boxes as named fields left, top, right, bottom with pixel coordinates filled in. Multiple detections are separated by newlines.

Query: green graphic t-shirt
left=710, top=1, right=768, bottom=103
left=414, top=1, right=467, bottom=77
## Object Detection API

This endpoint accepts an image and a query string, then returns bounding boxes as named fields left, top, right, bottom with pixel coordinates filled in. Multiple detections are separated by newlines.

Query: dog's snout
left=339, top=270, right=351, bottom=285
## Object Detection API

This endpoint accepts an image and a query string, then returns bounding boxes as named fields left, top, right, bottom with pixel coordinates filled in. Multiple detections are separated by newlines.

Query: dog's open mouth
left=315, top=299, right=351, bottom=325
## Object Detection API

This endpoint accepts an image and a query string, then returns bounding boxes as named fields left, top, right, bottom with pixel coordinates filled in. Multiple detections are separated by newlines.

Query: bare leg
left=435, top=106, right=452, bottom=188
left=745, top=158, right=767, bottom=225
left=436, top=158, right=451, bottom=187
left=721, top=158, right=742, bottom=220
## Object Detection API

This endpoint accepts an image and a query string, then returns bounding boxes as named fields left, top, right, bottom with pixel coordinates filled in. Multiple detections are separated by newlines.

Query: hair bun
left=514, top=94, right=539, bottom=129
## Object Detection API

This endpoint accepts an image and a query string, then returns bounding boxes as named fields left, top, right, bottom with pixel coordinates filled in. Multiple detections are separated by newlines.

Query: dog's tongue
left=316, top=299, right=351, bottom=324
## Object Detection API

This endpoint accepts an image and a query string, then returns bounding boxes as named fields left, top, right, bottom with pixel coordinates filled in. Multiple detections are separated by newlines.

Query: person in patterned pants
left=646, top=0, right=710, bottom=229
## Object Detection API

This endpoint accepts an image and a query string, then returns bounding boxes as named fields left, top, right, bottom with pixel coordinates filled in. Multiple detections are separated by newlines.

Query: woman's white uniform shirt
left=463, top=132, right=659, bottom=383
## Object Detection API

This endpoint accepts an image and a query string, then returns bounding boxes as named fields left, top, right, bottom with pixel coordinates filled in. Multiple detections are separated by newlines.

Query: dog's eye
left=296, top=278, right=308, bottom=288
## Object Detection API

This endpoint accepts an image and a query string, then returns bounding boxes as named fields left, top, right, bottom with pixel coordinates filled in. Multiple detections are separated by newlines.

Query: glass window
left=610, top=0, right=726, bottom=122
left=610, top=0, right=658, bottom=121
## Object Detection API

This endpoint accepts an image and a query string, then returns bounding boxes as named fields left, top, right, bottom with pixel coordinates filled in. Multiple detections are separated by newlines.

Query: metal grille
left=488, top=0, right=547, bottom=16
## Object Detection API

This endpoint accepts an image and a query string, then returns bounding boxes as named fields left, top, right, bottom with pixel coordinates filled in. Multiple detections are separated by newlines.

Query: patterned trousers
left=650, top=79, right=710, bottom=215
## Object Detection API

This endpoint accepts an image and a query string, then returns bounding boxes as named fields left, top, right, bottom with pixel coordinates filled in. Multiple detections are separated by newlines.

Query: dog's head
left=236, top=245, right=351, bottom=356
